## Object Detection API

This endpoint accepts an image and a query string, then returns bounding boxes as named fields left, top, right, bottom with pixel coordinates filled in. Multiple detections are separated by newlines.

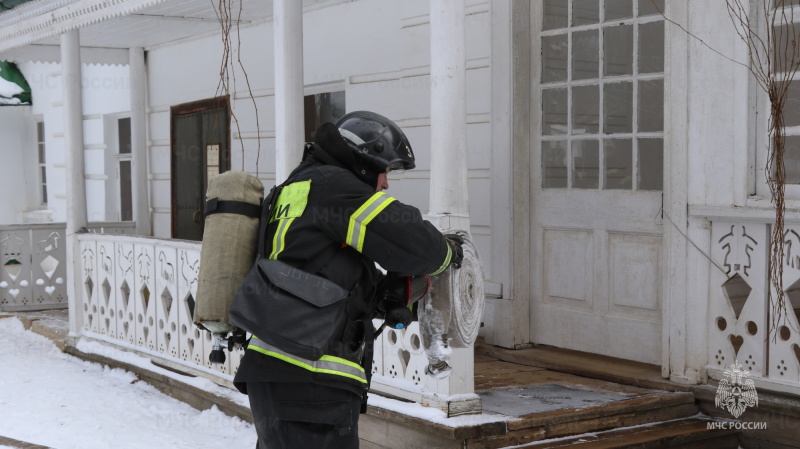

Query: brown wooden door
left=171, top=97, right=230, bottom=241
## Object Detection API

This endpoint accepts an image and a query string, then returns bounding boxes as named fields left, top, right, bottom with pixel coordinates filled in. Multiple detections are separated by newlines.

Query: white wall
left=145, top=0, right=497, bottom=281
left=12, top=61, right=131, bottom=224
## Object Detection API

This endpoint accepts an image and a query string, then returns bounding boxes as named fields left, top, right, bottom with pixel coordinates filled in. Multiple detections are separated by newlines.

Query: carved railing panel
left=80, top=239, right=99, bottom=333
left=134, top=243, right=157, bottom=351
left=768, top=225, right=800, bottom=383
left=708, top=220, right=800, bottom=389
left=114, top=240, right=135, bottom=345
left=176, top=248, right=202, bottom=366
left=0, top=222, right=133, bottom=312
left=709, top=223, right=769, bottom=377
left=75, top=234, right=481, bottom=409
left=31, top=228, right=67, bottom=308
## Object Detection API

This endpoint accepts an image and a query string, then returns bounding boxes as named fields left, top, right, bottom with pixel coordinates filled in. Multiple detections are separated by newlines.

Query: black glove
left=444, top=234, right=465, bottom=269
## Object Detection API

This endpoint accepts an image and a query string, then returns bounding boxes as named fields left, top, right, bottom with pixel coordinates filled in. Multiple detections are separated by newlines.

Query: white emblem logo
left=715, top=361, right=758, bottom=418
left=406, top=145, right=412, bottom=157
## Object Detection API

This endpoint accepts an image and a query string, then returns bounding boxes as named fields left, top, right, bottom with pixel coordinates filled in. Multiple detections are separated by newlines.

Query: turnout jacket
left=234, top=144, right=452, bottom=396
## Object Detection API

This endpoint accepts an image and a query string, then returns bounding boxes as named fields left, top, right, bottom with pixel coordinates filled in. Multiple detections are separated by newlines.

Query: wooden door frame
left=169, top=95, right=231, bottom=238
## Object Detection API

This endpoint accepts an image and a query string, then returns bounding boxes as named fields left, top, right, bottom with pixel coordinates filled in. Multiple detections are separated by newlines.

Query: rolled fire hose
left=418, top=230, right=485, bottom=377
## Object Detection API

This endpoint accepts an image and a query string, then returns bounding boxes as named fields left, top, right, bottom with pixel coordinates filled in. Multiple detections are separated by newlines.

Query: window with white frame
left=36, top=120, right=47, bottom=206
left=772, top=1, right=800, bottom=184
left=539, top=0, right=665, bottom=190
left=117, top=117, right=133, bottom=221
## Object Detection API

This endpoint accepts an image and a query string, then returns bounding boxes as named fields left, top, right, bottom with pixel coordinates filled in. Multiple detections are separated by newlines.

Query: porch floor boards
left=475, top=341, right=690, bottom=393
left=464, top=344, right=705, bottom=448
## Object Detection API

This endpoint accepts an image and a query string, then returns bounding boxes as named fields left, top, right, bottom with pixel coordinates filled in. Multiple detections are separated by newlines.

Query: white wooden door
left=530, top=0, right=665, bottom=364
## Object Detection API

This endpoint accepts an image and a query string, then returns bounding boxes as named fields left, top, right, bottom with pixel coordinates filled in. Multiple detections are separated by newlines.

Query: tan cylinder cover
left=194, top=171, right=264, bottom=326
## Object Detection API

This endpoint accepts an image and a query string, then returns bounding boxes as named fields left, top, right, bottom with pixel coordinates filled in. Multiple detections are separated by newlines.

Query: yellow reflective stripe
left=269, top=217, right=295, bottom=259
left=430, top=244, right=452, bottom=276
left=319, top=354, right=364, bottom=372
left=346, top=192, right=397, bottom=252
left=248, top=338, right=367, bottom=384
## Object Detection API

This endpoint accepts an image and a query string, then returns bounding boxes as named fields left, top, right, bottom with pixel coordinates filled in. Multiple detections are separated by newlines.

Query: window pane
left=785, top=136, right=800, bottom=183
left=573, top=140, right=599, bottom=188
left=543, top=0, right=568, bottom=31
left=638, top=0, right=665, bottom=16
left=120, top=160, right=133, bottom=221
left=639, top=79, right=664, bottom=132
left=543, top=140, right=568, bottom=188
left=573, top=84, right=600, bottom=134
left=40, top=166, right=46, bottom=183
left=542, top=34, right=569, bottom=83
left=606, top=0, right=633, bottom=21
left=304, top=91, right=346, bottom=141
left=604, top=82, right=633, bottom=134
left=785, top=81, right=800, bottom=127
left=639, top=21, right=665, bottom=73
left=37, top=121, right=45, bottom=142
left=543, top=88, right=568, bottom=135
left=38, top=143, right=45, bottom=164
left=638, top=138, right=663, bottom=190
left=774, top=23, right=800, bottom=74
left=118, top=117, right=131, bottom=154
left=573, top=30, right=600, bottom=80
left=573, top=0, right=599, bottom=26
left=604, top=25, right=634, bottom=76
left=605, top=139, right=633, bottom=189
left=41, top=185, right=47, bottom=206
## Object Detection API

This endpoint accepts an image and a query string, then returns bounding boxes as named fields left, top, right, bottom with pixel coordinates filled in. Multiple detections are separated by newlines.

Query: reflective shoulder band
left=346, top=192, right=396, bottom=253
left=430, top=243, right=452, bottom=276
left=248, top=337, right=368, bottom=384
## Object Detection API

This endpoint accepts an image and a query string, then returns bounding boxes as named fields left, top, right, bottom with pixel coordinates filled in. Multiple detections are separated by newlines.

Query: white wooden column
left=62, top=29, right=88, bottom=342
left=421, top=0, right=484, bottom=415
left=130, top=47, right=151, bottom=236
left=273, top=0, right=304, bottom=183
left=429, top=0, right=469, bottom=232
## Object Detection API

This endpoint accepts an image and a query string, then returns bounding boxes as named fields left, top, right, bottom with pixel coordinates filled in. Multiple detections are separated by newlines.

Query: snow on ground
left=0, top=317, right=256, bottom=449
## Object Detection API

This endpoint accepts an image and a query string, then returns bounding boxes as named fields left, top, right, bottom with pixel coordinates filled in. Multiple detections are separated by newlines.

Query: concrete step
left=508, top=418, right=740, bottom=449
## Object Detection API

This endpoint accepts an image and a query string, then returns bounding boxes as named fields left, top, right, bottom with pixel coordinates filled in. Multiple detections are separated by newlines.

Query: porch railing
left=0, top=222, right=134, bottom=312
left=74, top=233, right=470, bottom=410
left=707, top=218, right=800, bottom=391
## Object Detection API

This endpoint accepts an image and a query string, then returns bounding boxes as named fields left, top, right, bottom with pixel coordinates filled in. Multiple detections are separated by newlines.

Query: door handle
left=193, top=210, right=201, bottom=223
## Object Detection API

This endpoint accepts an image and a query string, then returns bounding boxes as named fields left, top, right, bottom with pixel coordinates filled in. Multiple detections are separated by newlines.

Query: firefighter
left=233, top=111, right=463, bottom=449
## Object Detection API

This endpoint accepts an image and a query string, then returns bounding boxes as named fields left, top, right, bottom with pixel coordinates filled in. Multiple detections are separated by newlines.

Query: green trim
left=0, top=0, right=34, bottom=11
left=0, top=61, right=31, bottom=105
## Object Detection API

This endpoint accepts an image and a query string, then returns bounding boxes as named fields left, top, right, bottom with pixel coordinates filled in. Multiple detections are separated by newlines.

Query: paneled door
left=171, top=97, right=230, bottom=241
left=530, top=0, right=665, bottom=364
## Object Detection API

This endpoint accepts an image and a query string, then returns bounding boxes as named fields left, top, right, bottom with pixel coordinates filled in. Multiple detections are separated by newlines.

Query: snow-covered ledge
left=73, top=233, right=474, bottom=414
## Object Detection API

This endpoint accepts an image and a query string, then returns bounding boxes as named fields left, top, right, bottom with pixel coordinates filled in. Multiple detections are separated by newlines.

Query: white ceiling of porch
left=35, top=0, right=275, bottom=49
left=0, top=0, right=342, bottom=63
